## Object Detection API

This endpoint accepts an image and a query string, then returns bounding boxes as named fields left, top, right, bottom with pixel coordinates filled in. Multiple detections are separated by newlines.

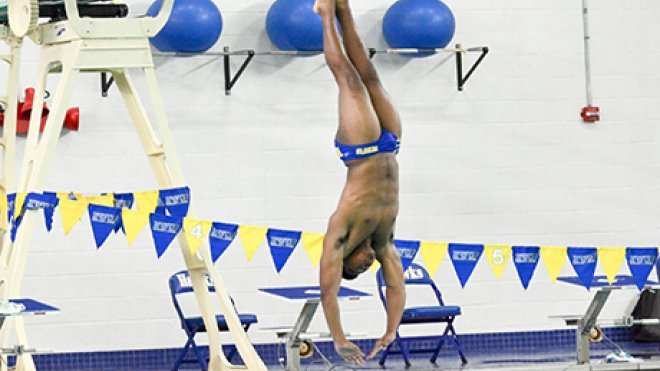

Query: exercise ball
left=266, top=0, right=323, bottom=51
left=147, top=0, right=223, bottom=53
left=383, top=0, right=455, bottom=57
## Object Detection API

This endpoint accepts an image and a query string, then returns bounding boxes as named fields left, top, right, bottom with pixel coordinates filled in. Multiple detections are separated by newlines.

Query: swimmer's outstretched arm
left=320, top=219, right=366, bottom=365
left=368, top=243, right=406, bottom=359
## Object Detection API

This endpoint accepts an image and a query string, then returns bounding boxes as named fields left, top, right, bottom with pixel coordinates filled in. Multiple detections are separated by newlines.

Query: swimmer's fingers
left=337, top=342, right=365, bottom=365
left=367, top=339, right=388, bottom=359
left=367, top=333, right=395, bottom=360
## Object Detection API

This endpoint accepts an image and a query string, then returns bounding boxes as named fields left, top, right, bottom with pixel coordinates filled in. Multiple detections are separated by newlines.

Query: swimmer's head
left=342, top=242, right=376, bottom=280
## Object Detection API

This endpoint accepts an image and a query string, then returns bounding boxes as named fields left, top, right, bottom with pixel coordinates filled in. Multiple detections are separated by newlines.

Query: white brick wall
left=4, top=0, right=660, bottom=353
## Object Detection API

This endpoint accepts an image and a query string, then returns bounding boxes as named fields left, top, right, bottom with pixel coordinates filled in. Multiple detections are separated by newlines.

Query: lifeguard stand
left=0, top=0, right=267, bottom=369
left=0, top=1, right=41, bottom=369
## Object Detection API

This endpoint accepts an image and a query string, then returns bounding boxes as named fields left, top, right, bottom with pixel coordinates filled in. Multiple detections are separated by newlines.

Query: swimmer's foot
left=313, top=0, right=335, bottom=15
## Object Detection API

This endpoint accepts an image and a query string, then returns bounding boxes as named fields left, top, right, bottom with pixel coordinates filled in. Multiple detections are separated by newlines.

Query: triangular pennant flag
left=88, top=204, right=121, bottom=248
left=113, top=193, right=135, bottom=209
left=0, top=194, right=7, bottom=231
left=25, top=192, right=59, bottom=232
left=301, top=232, right=324, bottom=268
left=134, top=191, right=159, bottom=213
left=568, top=247, right=598, bottom=290
left=512, top=246, right=540, bottom=289
left=267, top=228, right=301, bottom=273
left=540, top=246, right=567, bottom=282
left=86, top=194, right=114, bottom=207
left=484, top=245, right=511, bottom=280
left=121, top=209, right=150, bottom=245
left=238, top=225, right=267, bottom=261
left=598, top=247, right=626, bottom=284
left=183, top=218, right=212, bottom=256
left=626, top=247, right=658, bottom=291
left=209, top=222, right=238, bottom=263
left=42, top=192, right=59, bottom=232
left=419, top=241, right=448, bottom=278
left=394, top=239, right=420, bottom=271
left=149, top=213, right=182, bottom=258
left=159, top=186, right=191, bottom=217
left=58, top=196, right=89, bottom=235
left=448, top=243, right=483, bottom=288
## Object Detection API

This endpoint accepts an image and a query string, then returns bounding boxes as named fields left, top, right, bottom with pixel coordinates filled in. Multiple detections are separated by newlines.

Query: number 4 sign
left=183, top=218, right=212, bottom=256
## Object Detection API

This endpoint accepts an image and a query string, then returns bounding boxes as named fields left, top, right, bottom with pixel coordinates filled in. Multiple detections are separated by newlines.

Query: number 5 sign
left=485, top=245, right=511, bottom=280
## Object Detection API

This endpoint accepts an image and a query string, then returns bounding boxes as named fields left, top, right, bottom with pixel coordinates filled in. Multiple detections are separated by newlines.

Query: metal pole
left=582, top=0, right=593, bottom=107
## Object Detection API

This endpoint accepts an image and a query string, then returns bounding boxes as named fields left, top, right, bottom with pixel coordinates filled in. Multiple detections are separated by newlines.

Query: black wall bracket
left=100, top=44, right=488, bottom=96
left=369, top=44, right=489, bottom=91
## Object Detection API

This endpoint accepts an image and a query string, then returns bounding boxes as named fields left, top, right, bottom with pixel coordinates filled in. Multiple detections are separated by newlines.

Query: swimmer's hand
left=367, top=332, right=395, bottom=360
left=335, top=340, right=365, bottom=365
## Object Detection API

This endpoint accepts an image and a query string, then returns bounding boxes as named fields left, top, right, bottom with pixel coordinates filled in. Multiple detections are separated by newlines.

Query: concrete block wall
left=3, top=0, right=659, bottom=353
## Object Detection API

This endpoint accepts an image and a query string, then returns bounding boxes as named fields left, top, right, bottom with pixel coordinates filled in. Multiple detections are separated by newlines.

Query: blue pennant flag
left=113, top=193, right=135, bottom=209
left=568, top=247, right=598, bottom=290
left=26, top=192, right=59, bottom=232
left=112, top=193, right=134, bottom=233
left=626, top=247, right=658, bottom=291
left=267, top=228, right=301, bottom=273
left=9, top=192, right=61, bottom=241
left=512, top=246, right=540, bottom=289
left=149, top=213, right=182, bottom=258
left=394, top=239, right=420, bottom=271
left=6, top=193, right=15, bottom=223
left=448, top=243, right=484, bottom=288
left=88, top=204, right=121, bottom=248
left=42, top=192, right=59, bottom=231
left=209, top=222, right=238, bottom=262
left=159, top=187, right=191, bottom=217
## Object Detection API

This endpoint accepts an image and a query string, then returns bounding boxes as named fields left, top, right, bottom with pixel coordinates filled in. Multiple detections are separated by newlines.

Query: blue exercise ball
left=147, top=0, right=223, bottom=53
left=383, top=0, right=455, bottom=57
left=266, top=0, right=323, bottom=51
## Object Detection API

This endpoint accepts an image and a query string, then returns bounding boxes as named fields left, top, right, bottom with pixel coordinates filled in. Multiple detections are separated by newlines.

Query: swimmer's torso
left=334, top=152, right=399, bottom=257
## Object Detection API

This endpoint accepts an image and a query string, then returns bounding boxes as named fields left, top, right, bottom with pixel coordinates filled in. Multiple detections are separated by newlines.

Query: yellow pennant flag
left=86, top=194, right=114, bottom=207
left=301, top=232, right=324, bottom=268
left=370, top=259, right=381, bottom=274
left=484, top=245, right=511, bottom=280
left=14, top=192, right=27, bottom=219
left=134, top=191, right=159, bottom=213
left=183, top=218, right=212, bottom=256
left=598, top=246, right=626, bottom=284
left=0, top=194, right=7, bottom=231
left=121, top=209, right=150, bottom=245
left=540, top=246, right=567, bottom=282
left=58, top=197, right=88, bottom=235
left=419, top=241, right=448, bottom=277
left=238, top=225, right=267, bottom=261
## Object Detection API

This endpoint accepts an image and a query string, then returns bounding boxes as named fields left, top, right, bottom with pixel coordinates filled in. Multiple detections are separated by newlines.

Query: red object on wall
left=581, top=106, right=600, bottom=123
left=0, top=88, right=79, bottom=133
